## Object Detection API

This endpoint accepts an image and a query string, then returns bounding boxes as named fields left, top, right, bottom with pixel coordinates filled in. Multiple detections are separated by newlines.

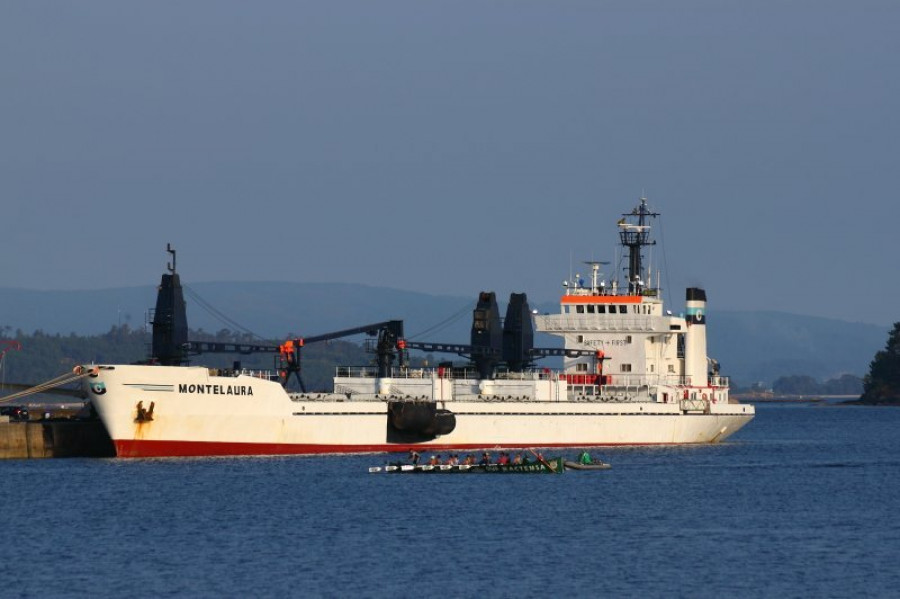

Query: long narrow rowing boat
left=369, top=457, right=565, bottom=474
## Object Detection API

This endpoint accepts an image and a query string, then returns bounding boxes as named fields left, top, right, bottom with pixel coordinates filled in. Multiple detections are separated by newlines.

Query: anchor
left=135, top=400, right=155, bottom=423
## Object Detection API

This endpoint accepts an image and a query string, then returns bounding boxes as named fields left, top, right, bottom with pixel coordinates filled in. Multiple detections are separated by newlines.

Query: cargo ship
left=84, top=198, right=754, bottom=457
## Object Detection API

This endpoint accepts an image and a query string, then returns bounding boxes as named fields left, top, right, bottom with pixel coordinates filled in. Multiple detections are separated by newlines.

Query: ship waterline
left=88, top=365, right=752, bottom=458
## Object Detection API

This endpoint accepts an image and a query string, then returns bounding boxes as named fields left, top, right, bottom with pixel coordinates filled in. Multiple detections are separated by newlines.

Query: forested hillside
left=0, top=282, right=892, bottom=388
left=0, top=326, right=374, bottom=392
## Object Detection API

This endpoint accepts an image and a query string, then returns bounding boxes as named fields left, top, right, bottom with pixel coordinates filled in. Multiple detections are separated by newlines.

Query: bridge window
left=597, top=305, right=606, bottom=314
left=576, top=305, right=585, bottom=314
left=587, top=305, right=595, bottom=313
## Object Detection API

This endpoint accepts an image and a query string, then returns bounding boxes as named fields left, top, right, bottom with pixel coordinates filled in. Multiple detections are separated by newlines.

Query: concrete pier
left=0, top=420, right=115, bottom=459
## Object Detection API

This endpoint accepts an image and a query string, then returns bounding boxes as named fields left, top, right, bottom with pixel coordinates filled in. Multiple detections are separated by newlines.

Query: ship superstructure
left=84, top=198, right=754, bottom=457
left=534, top=198, right=726, bottom=406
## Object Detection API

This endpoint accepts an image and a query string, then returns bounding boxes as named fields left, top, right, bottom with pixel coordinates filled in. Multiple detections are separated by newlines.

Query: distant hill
left=0, top=283, right=889, bottom=387
left=709, top=311, right=884, bottom=386
left=0, top=283, right=477, bottom=340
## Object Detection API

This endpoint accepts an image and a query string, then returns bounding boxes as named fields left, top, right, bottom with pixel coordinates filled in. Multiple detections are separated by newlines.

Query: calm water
left=3, top=404, right=899, bottom=598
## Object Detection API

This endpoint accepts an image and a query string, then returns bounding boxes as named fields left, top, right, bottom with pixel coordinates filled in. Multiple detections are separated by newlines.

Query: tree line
left=858, top=322, right=900, bottom=404
left=0, top=325, right=374, bottom=392
left=4, top=322, right=895, bottom=400
left=770, top=322, right=900, bottom=403
left=770, top=374, right=863, bottom=396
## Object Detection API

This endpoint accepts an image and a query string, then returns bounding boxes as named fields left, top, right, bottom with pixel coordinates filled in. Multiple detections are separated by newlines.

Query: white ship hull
left=86, top=365, right=754, bottom=458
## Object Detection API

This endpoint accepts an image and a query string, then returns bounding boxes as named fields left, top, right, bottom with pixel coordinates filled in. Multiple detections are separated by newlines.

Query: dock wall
left=0, top=420, right=116, bottom=459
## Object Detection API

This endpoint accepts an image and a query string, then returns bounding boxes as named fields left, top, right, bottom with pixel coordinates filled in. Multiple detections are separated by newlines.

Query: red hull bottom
left=113, top=439, right=687, bottom=458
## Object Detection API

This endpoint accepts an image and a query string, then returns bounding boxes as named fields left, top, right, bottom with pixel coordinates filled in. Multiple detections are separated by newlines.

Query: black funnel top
left=502, top=293, right=534, bottom=372
left=151, top=246, right=188, bottom=365
left=686, top=288, right=707, bottom=302
left=471, top=292, right=502, bottom=379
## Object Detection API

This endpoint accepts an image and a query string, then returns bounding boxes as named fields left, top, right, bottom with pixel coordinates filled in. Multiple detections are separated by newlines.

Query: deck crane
left=392, top=291, right=606, bottom=380
left=149, top=246, right=605, bottom=390
left=273, top=321, right=403, bottom=392
left=182, top=321, right=404, bottom=392
left=148, top=246, right=405, bottom=390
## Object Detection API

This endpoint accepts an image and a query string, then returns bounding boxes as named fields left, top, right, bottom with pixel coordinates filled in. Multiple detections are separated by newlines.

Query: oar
left=529, top=448, right=556, bottom=472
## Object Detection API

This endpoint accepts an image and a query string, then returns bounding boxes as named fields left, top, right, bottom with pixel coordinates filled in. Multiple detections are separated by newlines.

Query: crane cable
left=185, top=283, right=473, bottom=345
left=408, top=300, right=475, bottom=340
left=182, top=285, right=274, bottom=344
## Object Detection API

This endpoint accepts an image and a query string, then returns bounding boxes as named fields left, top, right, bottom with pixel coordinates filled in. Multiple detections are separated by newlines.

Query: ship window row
left=569, top=304, right=653, bottom=315
left=570, top=305, right=628, bottom=314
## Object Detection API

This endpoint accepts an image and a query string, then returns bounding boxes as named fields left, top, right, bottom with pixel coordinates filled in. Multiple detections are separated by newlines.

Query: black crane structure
left=149, top=247, right=605, bottom=391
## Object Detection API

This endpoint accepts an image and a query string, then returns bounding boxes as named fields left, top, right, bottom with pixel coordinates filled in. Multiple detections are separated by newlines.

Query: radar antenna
left=617, top=197, right=659, bottom=294
left=582, top=260, right=610, bottom=294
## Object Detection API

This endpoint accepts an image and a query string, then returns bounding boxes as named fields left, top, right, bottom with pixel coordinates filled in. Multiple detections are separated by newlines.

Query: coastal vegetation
left=0, top=322, right=875, bottom=399
left=856, top=322, right=900, bottom=405
left=0, top=326, right=372, bottom=393
left=770, top=374, right=863, bottom=396
left=0, top=284, right=887, bottom=389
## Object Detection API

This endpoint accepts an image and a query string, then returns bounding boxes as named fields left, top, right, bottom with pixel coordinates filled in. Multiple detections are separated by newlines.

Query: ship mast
left=617, top=197, right=659, bottom=295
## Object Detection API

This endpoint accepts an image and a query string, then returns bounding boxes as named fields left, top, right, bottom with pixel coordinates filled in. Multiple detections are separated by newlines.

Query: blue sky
left=2, top=1, right=898, bottom=325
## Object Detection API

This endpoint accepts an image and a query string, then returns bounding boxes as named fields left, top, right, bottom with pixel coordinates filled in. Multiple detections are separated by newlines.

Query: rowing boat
left=369, top=457, right=565, bottom=474
left=563, top=460, right=612, bottom=471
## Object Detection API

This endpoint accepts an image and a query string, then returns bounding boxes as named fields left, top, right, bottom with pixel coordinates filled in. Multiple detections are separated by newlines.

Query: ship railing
left=429, top=367, right=482, bottom=380
left=534, top=315, right=661, bottom=333
left=657, top=375, right=692, bottom=387
left=335, top=366, right=379, bottom=378
left=209, top=367, right=281, bottom=382
left=680, top=398, right=710, bottom=414
left=494, top=371, right=559, bottom=381
left=596, top=385, right=651, bottom=402
left=602, top=373, right=688, bottom=387
left=560, top=374, right=726, bottom=389
left=656, top=375, right=729, bottom=388
left=654, top=375, right=730, bottom=389
left=333, top=366, right=559, bottom=381
left=238, top=369, right=281, bottom=382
